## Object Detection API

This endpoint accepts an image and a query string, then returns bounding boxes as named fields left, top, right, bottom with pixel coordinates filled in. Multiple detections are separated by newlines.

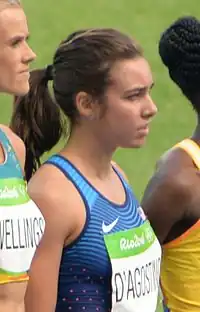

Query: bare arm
left=25, top=165, right=83, bottom=312
left=141, top=166, right=198, bottom=244
left=0, top=283, right=26, bottom=312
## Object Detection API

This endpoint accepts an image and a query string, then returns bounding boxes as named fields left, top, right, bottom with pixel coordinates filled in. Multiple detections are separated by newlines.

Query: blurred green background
left=3, top=0, right=196, bottom=198
left=1, top=0, right=197, bottom=197
left=2, top=1, right=199, bottom=311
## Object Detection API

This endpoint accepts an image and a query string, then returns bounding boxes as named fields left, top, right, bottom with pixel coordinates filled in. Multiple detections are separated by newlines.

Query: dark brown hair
left=10, top=28, right=143, bottom=181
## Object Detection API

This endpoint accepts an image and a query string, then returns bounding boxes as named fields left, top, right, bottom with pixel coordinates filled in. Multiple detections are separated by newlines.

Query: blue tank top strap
left=46, top=155, right=98, bottom=210
left=111, top=163, right=130, bottom=189
left=0, top=128, right=23, bottom=179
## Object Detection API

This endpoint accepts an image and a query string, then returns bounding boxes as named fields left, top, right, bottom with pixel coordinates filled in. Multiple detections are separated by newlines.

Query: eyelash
left=11, top=39, right=22, bottom=47
left=127, top=89, right=153, bottom=101
left=11, top=37, right=29, bottom=48
left=127, top=93, right=142, bottom=100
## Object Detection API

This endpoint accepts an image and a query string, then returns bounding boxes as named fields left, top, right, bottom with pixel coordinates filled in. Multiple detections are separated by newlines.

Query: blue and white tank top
left=46, top=155, right=161, bottom=312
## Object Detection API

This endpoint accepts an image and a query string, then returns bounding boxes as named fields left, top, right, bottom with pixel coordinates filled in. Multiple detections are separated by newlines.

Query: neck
left=61, top=125, right=116, bottom=179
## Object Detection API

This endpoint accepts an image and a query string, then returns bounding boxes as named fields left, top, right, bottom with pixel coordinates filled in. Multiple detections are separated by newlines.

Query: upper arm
left=25, top=189, right=66, bottom=312
left=0, top=282, right=27, bottom=311
left=25, top=167, right=78, bottom=312
left=141, top=169, right=193, bottom=244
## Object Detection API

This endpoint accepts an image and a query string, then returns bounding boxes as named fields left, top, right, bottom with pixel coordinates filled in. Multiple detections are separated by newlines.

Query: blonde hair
left=0, top=0, right=21, bottom=11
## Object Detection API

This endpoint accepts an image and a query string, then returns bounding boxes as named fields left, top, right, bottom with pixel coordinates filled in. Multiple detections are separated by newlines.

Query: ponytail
left=10, top=67, right=63, bottom=181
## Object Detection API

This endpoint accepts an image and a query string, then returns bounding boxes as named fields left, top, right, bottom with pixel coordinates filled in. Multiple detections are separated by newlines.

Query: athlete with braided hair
left=142, top=16, right=200, bottom=312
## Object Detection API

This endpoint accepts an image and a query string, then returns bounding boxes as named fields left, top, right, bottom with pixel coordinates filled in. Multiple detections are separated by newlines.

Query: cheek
left=109, top=101, right=131, bottom=118
left=0, top=62, right=11, bottom=90
left=103, top=98, right=142, bottom=134
left=0, top=53, right=17, bottom=78
left=105, top=106, right=138, bottom=137
left=0, top=52, right=27, bottom=94
left=115, top=105, right=139, bottom=128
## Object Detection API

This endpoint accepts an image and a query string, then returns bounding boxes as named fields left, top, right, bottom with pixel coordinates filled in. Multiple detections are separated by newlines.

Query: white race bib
left=0, top=178, right=45, bottom=275
left=104, top=220, right=161, bottom=312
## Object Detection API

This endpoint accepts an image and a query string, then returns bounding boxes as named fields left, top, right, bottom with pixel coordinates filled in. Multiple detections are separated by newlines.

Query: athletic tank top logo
left=102, top=217, right=119, bottom=234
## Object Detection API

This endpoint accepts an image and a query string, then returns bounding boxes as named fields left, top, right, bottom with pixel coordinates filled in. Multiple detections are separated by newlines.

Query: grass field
left=1, top=1, right=200, bottom=310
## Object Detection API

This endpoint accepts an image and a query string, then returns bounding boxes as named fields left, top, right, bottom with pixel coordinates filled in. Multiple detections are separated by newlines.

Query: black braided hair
left=159, top=16, right=200, bottom=112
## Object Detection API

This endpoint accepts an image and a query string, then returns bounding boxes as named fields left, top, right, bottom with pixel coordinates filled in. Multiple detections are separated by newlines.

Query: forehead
left=109, top=58, right=153, bottom=90
left=0, top=7, right=28, bottom=41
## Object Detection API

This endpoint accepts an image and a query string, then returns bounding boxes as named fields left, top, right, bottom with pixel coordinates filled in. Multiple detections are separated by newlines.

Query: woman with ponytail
left=13, top=28, right=161, bottom=312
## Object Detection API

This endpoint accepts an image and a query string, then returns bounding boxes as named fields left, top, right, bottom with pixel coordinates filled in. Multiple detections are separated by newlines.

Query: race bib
left=0, top=178, right=45, bottom=276
left=104, top=221, right=161, bottom=312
